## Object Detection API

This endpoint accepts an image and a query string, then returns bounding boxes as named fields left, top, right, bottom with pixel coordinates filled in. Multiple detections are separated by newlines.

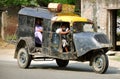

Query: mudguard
left=14, top=37, right=35, bottom=58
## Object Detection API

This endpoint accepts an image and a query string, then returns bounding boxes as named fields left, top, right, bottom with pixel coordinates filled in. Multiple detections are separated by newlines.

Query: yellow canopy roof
left=55, top=13, right=88, bottom=22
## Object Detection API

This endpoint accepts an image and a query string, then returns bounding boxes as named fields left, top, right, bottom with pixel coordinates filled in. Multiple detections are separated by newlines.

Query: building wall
left=81, top=0, right=120, bottom=39
left=0, top=6, right=20, bottom=40
left=5, top=7, right=20, bottom=35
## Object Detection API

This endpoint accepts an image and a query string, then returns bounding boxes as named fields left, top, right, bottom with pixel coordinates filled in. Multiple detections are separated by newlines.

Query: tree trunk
left=1, top=11, right=7, bottom=40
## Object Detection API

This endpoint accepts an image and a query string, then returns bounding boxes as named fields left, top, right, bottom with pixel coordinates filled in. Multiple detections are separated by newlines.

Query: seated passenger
left=35, top=19, right=43, bottom=45
left=56, top=24, right=70, bottom=52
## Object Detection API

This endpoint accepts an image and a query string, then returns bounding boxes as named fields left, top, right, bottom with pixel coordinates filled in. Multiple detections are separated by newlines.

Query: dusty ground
left=0, top=39, right=15, bottom=49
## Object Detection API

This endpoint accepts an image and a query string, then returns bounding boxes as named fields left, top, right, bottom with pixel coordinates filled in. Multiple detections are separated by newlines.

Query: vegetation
left=52, top=0, right=76, bottom=4
left=0, top=0, right=76, bottom=7
left=0, top=0, right=38, bottom=7
left=37, top=0, right=76, bottom=7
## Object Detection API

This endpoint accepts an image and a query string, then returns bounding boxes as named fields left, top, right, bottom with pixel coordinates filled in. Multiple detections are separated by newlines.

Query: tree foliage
left=36, top=0, right=51, bottom=7
left=36, top=0, right=76, bottom=7
left=0, top=0, right=76, bottom=8
left=0, top=0, right=38, bottom=7
left=52, top=0, right=76, bottom=5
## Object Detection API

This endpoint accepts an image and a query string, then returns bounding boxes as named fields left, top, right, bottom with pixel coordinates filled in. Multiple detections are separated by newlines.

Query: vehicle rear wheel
left=56, top=59, right=69, bottom=67
left=17, top=48, right=32, bottom=68
left=91, top=53, right=109, bottom=74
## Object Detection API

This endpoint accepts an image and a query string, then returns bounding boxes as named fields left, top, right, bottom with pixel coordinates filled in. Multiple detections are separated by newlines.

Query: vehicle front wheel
left=91, top=53, right=109, bottom=74
left=17, top=48, right=32, bottom=68
left=56, top=59, right=69, bottom=67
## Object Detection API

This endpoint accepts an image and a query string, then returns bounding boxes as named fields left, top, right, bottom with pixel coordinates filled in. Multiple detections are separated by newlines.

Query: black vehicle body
left=14, top=7, right=112, bottom=74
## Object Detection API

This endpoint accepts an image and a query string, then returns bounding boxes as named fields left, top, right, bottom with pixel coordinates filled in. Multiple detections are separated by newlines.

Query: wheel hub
left=20, top=52, right=26, bottom=63
left=95, top=58, right=103, bottom=68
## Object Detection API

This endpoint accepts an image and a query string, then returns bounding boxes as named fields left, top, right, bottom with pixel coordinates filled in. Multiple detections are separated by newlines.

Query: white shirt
left=56, top=28, right=69, bottom=34
left=35, top=25, right=43, bottom=42
left=56, top=28, right=62, bottom=34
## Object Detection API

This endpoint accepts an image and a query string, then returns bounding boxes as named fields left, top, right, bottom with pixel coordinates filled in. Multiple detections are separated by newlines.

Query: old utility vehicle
left=14, top=4, right=112, bottom=74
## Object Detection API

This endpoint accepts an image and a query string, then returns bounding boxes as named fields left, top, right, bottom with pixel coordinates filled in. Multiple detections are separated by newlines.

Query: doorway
left=109, top=9, right=120, bottom=51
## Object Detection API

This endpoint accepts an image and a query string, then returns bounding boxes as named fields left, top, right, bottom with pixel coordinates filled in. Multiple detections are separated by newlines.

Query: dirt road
left=0, top=48, right=120, bottom=69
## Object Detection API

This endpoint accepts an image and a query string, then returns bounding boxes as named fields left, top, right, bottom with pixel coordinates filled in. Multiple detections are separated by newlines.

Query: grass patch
left=5, top=35, right=17, bottom=41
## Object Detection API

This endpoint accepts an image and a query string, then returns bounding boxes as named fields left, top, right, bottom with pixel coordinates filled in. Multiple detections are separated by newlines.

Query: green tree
left=36, top=0, right=52, bottom=7
left=0, top=0, right=38, bottom=7
left=52, top=0, right=76, bottom=4
left=36, top=0, right=76, bottom=7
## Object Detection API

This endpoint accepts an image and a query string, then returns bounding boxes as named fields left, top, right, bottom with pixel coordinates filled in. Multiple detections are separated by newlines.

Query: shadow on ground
left=28, top=61, right=120, bottom=74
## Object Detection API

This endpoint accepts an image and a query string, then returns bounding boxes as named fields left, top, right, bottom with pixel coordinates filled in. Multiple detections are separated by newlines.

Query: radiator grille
left=94, top=34, right=109, bottom=44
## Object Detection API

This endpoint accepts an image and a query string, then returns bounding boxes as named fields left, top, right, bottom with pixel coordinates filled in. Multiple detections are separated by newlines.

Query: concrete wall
left=81, top=0, right=120, bottom=38
left=5, top=7, right=20, bottom=35
left=0, top=6, right=20, bottom=40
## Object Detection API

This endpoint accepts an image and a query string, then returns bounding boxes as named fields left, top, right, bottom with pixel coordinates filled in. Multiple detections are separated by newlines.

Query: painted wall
left=0, top=6, right=20, bottom=40
left=81, top=0, right=120, bottom=37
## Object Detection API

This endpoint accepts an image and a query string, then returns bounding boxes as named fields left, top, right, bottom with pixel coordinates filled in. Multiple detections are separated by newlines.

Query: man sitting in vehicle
left=35, top=18, right=43, bottom=46
left=56, top=24, right=70, bottom=52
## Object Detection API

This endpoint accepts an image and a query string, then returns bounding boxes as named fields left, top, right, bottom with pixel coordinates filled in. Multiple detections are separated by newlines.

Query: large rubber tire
left=17, top=48, right=32, bottom=69
left=56, top=59, right=69, bottom=67
left=91, top=53, right=109, bottom=74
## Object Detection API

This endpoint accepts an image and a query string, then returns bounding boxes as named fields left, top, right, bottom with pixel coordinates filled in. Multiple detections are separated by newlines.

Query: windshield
left=73, top=22, right=94, bottom=33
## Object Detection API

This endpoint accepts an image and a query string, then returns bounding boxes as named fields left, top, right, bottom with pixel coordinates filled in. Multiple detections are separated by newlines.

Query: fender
left=14, top=37, right=35, bottom=58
